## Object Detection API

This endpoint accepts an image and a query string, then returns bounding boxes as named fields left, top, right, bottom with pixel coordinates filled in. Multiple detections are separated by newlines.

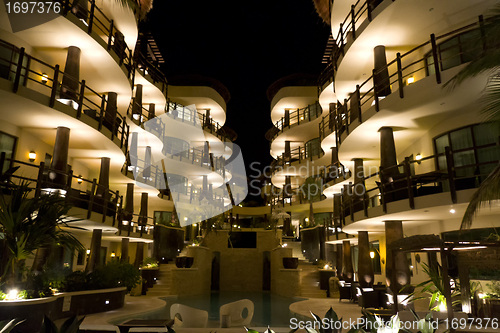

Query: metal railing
left=165, top=100, right=232, bottom=142
left=269, top=102, right=323, bottom=142
left=338, top=143, right=499, bottom=225
left=271, top=144, right=325, bottom=173
left=319, top=17, right=490, bottom=147
left=1, top=39, right=130, bottom=154
left=135, top=52, right=168, bottom=95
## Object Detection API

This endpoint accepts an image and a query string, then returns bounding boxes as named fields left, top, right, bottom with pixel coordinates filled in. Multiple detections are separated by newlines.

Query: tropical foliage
left=404, top=263, right=461, bottom=311
left=0, top=319, right=24, bottom=333
left=443, top=5, right=500, bottom=229
left=39, top=315, right=84, bottom=333
left=0, top=182, right=84, bottom=287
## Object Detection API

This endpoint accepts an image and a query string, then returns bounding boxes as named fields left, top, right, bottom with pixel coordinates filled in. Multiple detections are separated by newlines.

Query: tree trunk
left=31, top=247, right=52, bottom=273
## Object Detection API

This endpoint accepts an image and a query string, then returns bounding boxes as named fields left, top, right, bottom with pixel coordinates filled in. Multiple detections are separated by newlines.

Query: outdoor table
left=117, top=319, right=173, bottom=333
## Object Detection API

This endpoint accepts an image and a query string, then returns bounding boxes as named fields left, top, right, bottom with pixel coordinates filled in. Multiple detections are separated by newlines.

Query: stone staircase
left=146, top=262, right=175, bottom=297
left=299, top=259, right=327, bottom=298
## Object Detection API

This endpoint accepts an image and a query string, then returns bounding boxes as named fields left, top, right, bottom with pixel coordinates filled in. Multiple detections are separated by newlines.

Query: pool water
left=114, top=291, right=305, bottom=328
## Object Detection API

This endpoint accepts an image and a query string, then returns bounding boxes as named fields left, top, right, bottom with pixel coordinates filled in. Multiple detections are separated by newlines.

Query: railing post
left=23, top=56, right=31, bottom=87
left=404, top=157, right=414, bottom=209
left=340, top=23, right=345, bottom=56
left=49, top=65, right=60, bottom=108
left=396, top=52, right=404, bottom=98
left=107, top=20, right=114, bottom=51
left=356, top=84, right=362, bottom=123
left=63, top=0, right=70, bottom=15
left=363, top=179, right=368, bottom=217
left=372, top=69, right=380, bottom=112
left=88, top=0, right=95, bottom=34
left=13, top=47, right=25, bottom=93
left=445, top=146, right=457, bottom=204
left=76, top=80, right=85, bottom=119
left=88, top=179, right=97, bottom=219
left=343, top=99, right=349, bottom=135
left=102, top=188, right=109, bottom=223
left=65, top=169, right=73, bottom=205
left=430, top=34, right=441, bottom=84
left=367, top=0, right=372, bottom=21
left=351, top=5, right=356, bottom=40
left=379, top=166, right=387, bottom=213
left=112, top=190, right=119, bottom=226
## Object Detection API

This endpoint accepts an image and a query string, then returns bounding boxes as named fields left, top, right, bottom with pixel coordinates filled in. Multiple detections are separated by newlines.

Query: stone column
left=105, top=92, right=117, bottom=128
left=333, top=193, right=341, bottom=233
left=129, top=132, right=138, bottom=177
left=121, top=238, right=129, bottom=263
left=123, top=183, right=134, bottom=223
left=134, top=242, right=144, bottom=268
left=336, top=243, right=343, bottom=278
left=374, top=45, right=391, bottom=97
left=49, top=127, right=70, bottom=190
left=358, top=231, right=374, bottom=288
left=379, top=126, right=400, bottom=183
left=133, top=85, right=143, bottom=119
left=60, top=46, right=81, bottom=102
left=96, top=157, right=110, bottom=198
left=87, top=229, right=102, bottom=272
left=353, top=158, right=364, bottom=202
left=284, top=109, right=290, bottom=127
left=331, top=147, right=339, bottom=165
left=283, top=211, right=292, bottom=236
left=143, top=146, right=151, bottom=180
left=385, top=221, right=410, bottom=292
left=139, top=192, right=148, bottom=228
left=148, top=103, right=155, bottom=120
left=285, top=141, right=291, bottom=160
left=205, top=109, right=211, bottom=127
left=342, top=240, right=354, bottom=282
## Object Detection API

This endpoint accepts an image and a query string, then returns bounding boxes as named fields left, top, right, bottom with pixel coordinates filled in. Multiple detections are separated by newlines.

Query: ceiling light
left=28, top=151, right=36, bottom=162
left=407, top=77, right=415, bottom=85
left=450, top=209, right=455, bottom=214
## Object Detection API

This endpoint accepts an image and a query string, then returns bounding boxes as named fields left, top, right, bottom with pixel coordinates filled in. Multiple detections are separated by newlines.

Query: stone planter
left=175, top=256, right=194, bottom=268
left=283, top=257, right=299, bottom=269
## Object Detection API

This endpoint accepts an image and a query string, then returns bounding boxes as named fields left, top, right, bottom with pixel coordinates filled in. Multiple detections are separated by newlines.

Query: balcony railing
left=272, top=144, right=325, bottom=173
left=0, top=39, right=130, bottom=154
left=165, top=100, right=232, bottom=142
left=319, top=16, right=491, bottom=147
left=135, top=52, right=168, bottom=96
left=338, top=143, right=499, bottom=225
left=0, top=154, right=153, bottom=238
left=269, top=102, right=323, bottom=142
left=59, top=0, right=135, bottom=77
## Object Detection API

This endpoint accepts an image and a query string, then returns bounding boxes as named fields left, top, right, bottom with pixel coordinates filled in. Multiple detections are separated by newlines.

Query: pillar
left=129, top=132, right=138, bottom=177
left=285, top=141, right=291, bottom=160
left=48, top=127, right=70, bottom=190
left=374, top=45, right=391, bottom=97
left=134, top=242, right=144, bottom=268
left=105, top=92, right=117, bottom=128
left=203, top=175, right=208, bottom=199
left=133, top=85, right=143, bottom=119
left=353, top=158, right=364, bottom=202
left=148, top=103, right=155, bottom=120
left=205, top=109, right=211, bottom=127
left=123, top=183, right=134, bottom=223
left=87, top=229, right=102, bottom=272
left=385, top=221, right=411, bottom=292
left=358, top=231, right=374, bottom=288
left=60, top=46, right=81, bottom=102
left=379, top=127, right=400, bottom=181
left=333, top=194, right=341, bottom=239
left=342, top=240, right=354, bottom=282
left=121, top=238, right=129, bottom=263
left=331, top=147, right=339, bottom=165
left=143, top=146, right=151, bottom=180
left=283, top=211, right=292, bottom=236
left=284, top=109, right=290, bottom=127
left=139, top=192, right=148, bottom=228
left=336, top=243, right=343, bottom=278
left=96, top=157, right=110, bottom=198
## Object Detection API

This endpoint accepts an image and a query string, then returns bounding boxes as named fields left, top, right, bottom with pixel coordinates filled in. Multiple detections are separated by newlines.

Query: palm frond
left=461, top=162, right=500, bottom=229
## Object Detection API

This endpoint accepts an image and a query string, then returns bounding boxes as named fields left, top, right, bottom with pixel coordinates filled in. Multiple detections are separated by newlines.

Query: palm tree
left=0, top=182, right=84, bottom=287
left=445, top=6, right=500, bottom=229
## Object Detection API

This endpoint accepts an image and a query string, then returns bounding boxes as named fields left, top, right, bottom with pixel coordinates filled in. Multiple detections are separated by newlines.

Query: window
left=433, top=123, right=500, bottom=187
left=0, top=41, right=17, bottom=80
left=0, top=132, right=17, bottom=174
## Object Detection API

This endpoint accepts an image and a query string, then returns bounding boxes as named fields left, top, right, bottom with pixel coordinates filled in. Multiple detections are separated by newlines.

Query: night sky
left=144, top=0, right=330, bottom=202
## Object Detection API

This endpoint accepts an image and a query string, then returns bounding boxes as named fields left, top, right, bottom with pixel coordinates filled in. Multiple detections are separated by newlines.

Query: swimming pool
left=113, top=291, right=305, bottom=328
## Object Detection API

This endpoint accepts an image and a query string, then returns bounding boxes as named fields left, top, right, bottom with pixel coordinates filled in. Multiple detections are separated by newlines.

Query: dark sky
left=144, top=0, right=330, bottom=200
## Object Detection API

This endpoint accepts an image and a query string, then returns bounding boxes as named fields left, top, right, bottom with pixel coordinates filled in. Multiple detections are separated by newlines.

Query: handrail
left=338, top=143, right=499, bottom=225
left=135, top=52, right=168, bottom=95
left=269, top=102, right=323, bottom=142
left=165, top=100, right=232, bottom=142
left=1, top=39, right=130, bottom=154
left=272, top=143, right=325, bottom=173
left=0, top=155, right=153, bottom=238
left=319, top=16, right=492, bottom=147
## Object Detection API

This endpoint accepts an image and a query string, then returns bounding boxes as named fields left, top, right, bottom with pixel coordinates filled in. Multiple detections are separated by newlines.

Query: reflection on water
left=112, top=291, right=305, bottom=328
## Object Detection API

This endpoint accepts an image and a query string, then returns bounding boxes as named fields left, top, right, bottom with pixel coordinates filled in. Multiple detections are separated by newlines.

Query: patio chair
left=338, top=280, right=352, bottom=302
left=170, top=303, right=208, bottom=328
left=219, top=299, right=254, bottom=327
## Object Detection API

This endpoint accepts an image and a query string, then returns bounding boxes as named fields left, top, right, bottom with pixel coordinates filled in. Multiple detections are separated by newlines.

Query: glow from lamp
left=29, top=151, right=36, bottom=162
left=370, top=251, right=375, bottom=259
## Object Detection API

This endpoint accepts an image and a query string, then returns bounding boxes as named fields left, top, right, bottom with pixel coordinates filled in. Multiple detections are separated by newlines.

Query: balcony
left=0, top=39, right=130, bottom=154
left=319, top=17, right=493, bottom=150
left=267, top=102, right=323, bottom=143
left=0, top=154, right=153, bottom=240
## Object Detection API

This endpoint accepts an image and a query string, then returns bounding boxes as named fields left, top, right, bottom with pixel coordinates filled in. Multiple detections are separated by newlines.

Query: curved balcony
left=134, top=52, right=168, bottom=97
left=319, top=18, right=492, bottom=151
left=0, top=155, right=153, bottom=240
left=165, top=100, right=233, bottom=143
left=267, top=102, right=323, bottom=143
left=0, top=39, right=130, bottom=154
left=271, top=143, right=325, bottom=176
left=339, top=143, right=499, bottom=231
left=319, top=0, right=494, bottom=93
